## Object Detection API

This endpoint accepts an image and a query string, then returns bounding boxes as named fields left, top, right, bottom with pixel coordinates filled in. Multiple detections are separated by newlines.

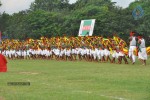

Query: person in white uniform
left=128, top=32, right=137, bottom=64
left=137, top=35, right=147, bottom=66
left=59, top=47, right=66, bottom=60
left=65, top=47, right=71, bottom=61
left=104, top=46, right=111, bottom=62
left=111, top=47, right=118, bottom=63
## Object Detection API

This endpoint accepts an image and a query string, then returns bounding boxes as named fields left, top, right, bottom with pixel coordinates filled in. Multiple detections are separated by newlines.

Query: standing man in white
left=137, top=34, right=147, bottom=66
left=129, top=32, right=137, bottom=64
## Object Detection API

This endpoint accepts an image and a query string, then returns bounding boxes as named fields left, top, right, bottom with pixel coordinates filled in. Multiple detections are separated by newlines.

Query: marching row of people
left=0, top=32, right=149, bottom=65
left=0, top=45, right=128, bottom=64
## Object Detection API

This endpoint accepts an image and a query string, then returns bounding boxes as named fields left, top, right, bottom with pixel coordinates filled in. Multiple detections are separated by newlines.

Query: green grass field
left=0, top=58, right=150, bottom=100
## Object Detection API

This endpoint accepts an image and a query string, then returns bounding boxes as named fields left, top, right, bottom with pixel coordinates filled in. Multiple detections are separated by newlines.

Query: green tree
left=1, top=0, right=150, bottom=46
left=0, top=13, right=10, bottom=37
left=25, top=10, right=65, bottom=38
left=3, top=11, right=28, bottom=39
left=0, top=0, right=2, bottom=6
left=128, top=0, right=150, bottom=45
left=30, top=0, right=69, bottom=12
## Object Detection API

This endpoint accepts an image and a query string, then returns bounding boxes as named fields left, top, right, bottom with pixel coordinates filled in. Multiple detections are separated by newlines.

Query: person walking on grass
left=128, top=31, right=137, bottom=64
left=137, top=34, right=147, bottom=66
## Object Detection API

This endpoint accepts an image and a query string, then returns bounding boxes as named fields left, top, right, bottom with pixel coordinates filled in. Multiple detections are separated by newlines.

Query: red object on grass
left=0, top=54, right=7, bottom=72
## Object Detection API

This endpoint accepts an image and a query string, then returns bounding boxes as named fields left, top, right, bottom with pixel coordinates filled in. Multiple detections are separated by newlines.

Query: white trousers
left=128, top=46, right=136, bottom=63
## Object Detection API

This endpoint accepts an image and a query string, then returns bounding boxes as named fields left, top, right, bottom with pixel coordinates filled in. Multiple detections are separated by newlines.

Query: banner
left=78, top=19, right=95, bottom=36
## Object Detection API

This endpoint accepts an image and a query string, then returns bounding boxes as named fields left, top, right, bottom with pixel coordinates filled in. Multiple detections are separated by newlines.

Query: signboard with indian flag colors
left=78, top=19, right=95, bottom=36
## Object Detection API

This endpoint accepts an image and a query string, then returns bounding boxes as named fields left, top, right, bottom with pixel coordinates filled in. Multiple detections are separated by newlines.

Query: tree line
left=0, top=0, right=150, bottom=45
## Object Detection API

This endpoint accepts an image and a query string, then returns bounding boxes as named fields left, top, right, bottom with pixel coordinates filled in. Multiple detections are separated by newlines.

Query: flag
left=78, top=19, right=96, bottom=36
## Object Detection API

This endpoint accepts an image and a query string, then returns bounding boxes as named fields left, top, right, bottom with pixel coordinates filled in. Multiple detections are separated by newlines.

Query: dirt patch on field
left=0, top=97, right=5, bottom=100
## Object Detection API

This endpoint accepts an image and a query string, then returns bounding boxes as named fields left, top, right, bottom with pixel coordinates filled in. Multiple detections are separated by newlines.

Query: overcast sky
left=0, top=0, right=135, bottom=14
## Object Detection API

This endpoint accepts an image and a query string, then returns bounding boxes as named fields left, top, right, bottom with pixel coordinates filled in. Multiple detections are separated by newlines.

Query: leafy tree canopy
left=0, top=0, right=150, bottom=45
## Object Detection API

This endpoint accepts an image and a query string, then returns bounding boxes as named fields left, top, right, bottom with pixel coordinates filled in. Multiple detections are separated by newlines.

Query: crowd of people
left=0, top=32, right=149, bottom=65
